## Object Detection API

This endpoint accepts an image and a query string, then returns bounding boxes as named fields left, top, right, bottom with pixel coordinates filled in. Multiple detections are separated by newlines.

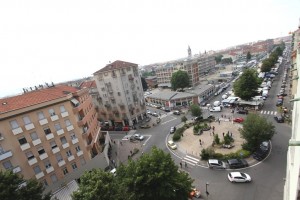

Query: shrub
left=200, top=147, right=215, bottom=160
left=172, top=132, right=181, bottom=141
left=214, top=134, right=220, bottom=145
left=236, top=149, right=251, bottom=158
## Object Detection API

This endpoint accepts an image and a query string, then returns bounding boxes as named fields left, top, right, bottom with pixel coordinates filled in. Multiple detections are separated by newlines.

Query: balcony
left=61, top=111, right=69, bottom=118
left=62, top=143, right=70, bottom=149
left=67, top=155, right=75, bottom=161
left=28, top=158, right=38, bottom=166
left=0, top=150, right=13, bottom=161
left=67, top=125, right=74, bottom=131
left=52, top=147, right=60, bottom=154
left=32, top=138, right=41, bottom=146
left=57, top=129, right=64, bottom=136
left=12, top=127, right=23, bottom=135
left=76, top=150, right=83, bottom=157
left=20, top=143, right=31, bottom=151
left=39, top=153, right=48, bottom=160
left=50, top=114, right=59, bottom=121
left=39, top=118, right=48, bottom=126
left=72, top=138, right=79, bottom=144
left=58, top=160, right=66, bottom=167
left=46, top=133, right=54, bottom=140
left=46, top=166, right=54, bottom=174
left=25, top=123, right=35, bottom=131
left=35, top=171, right=45, bottom=180
left=12, top=166, right=21, bottom=173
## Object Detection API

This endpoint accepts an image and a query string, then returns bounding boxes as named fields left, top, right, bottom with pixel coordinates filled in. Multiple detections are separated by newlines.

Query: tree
left=189, top=104, right=202, bottom=117
left=142, top=71, right=155, bottom=77
left=117, top=147, right=193, bottom=200
left=141, top=77, right=148, bottom=91
left=240, top=114, right=275, bottom=151
left=0, top=170, right=50, bottom=200
left=72, top=169, right=124, bottom=200
left=214, top=55, right=223, bottom=64
left=233, top=69, right=260, bottom=100
left=181, top=115, right=188, bottom=124
left=246, top=51, right=251, bottom=62
left=171, top=70, right=189, bottom=91
left=261, top=59, right=273, bottom=72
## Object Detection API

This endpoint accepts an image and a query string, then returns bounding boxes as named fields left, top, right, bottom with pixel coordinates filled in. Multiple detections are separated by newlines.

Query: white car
left=133, top=133, right=144, bottom=141
left=167, top=141, right=177, bottom=150
left=228, top=172, right=251, bottom=183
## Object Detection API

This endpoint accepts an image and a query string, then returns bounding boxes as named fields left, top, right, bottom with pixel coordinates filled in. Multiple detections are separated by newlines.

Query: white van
left=262, top=90, right=268, bottom=97
left=252, top=96, right=263, bottom=101
left=213, top=101, right=221, bottom=107
left=209, top=106, right=222, bottom=112
left=222, top=94, right=228, bottom=100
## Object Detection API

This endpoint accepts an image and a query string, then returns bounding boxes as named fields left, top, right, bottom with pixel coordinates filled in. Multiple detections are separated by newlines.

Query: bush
left=214, top=134, right=220, bottom=145
left=172, top=132, right=181, bottom=141
left=224, top=134, right=234, bottom=145
left=200, top=147, right=215, bottom=160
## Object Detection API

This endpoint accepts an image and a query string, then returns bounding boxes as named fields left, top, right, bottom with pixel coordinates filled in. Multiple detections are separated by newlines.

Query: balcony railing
left=0, top=150, right=13, bottom=161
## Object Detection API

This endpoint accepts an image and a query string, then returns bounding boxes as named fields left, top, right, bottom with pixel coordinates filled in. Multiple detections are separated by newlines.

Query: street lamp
left=206, top=182, right=209, bottom=197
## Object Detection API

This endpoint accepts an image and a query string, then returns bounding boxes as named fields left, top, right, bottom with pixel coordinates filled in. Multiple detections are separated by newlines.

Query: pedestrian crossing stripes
left=182, top=155, right=199, bottom=166
left=260, top=110, right=277, bottom=115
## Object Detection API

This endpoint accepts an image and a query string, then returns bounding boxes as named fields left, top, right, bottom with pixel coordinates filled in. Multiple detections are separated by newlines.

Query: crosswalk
left=260, top=110, right=277, bottom=115
left=182, top=155, right=200, bottom=166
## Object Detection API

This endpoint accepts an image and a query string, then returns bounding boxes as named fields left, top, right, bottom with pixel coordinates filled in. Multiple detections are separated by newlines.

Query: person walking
left=180, top=162, right=182, bottom=168
left=185, top=162, right=188, bottom=168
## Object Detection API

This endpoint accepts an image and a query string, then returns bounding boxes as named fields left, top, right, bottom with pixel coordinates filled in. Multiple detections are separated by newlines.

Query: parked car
left=114, top=126, right=122, bottom=131
left=173, top=110, right=180, bottom=115
left=237, top=110, right=248, bottom=114
left=233, top=117, right=244, bottom=123
left=152, top=112, right=159, bottom=117
left=274, top=115, right=284, bottom=123
left=276, top=99, right=283, bottom=106
left=207, top=159, right=226, bottom=169
left=167, top=141, right=177, bottom=150
left=133, top=133, right=144, bottom=141
left=189, top=188, right=201, bottom=199
left=209, top=106, right=222, bottom=112
left=122, top=126, right=130, bottom=131
left=139, top=124, right=151, bottom=129
left=170, top=126, right=176, bottom=134
left=227, top=159, right=248, bottom=169
left=253, top=149, right=268, bottom=161
left=260, top=141, right=270, bottom=152
left=228, top=172, right=251, bottom=183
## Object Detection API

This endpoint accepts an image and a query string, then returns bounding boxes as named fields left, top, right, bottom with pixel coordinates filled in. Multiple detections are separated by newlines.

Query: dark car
left=237, top=110, right=248, bottom=115
left=253, top=149, right=268, bottom=161
left=274, top=116, right=284, bottom=123
left=194, top=116, right=203, bottom=122
left=276, top=99, right=283, bottom=106
left=227, top=159, right=249, bottom=169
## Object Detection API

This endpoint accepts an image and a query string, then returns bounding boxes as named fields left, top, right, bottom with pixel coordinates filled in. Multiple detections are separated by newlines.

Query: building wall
left=0, top=87, right=106, bottom=193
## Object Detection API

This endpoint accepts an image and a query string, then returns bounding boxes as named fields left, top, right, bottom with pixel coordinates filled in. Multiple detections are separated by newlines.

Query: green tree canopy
left=189, top=104, right=202, bottom=117
left=142, top=71, right=155, bottom=77
left=171, top=70, right=189, bottom=91
left=221, top=58, right=233, bottom=64
left=181, top=115, right=188, bottom=124
left=233, top=69, right=260, bottom=100
left=0, top=170, right=50, bottom=200
left=261, top=59, right=273, bottom=72
left=73, top=147, right=193, bottom=200
left=141, top=77, right=148, bottom=91
left=215, top=55, right=223, bottom=64
left=240, top=114, right=276, bottom=151
left=246, top=51, right=251, bottom=62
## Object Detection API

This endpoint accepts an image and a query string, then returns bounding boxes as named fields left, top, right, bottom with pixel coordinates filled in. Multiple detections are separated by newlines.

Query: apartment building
left=93, top=60, right=147, bottom=126
left=0, top=84, right=109, bottom=193
left=197, top=54, right=216, bottom=76
left=284, top=25, right=300, bottom=200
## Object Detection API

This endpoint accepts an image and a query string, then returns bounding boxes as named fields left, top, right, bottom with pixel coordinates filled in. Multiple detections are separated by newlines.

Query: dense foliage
left=171, top=70, right=190, bottom=91
left=261, top=46, right=284, bottom=72
left=246, top=51, right=251, bottom=62
left=189, top=104, right=202, bottom=117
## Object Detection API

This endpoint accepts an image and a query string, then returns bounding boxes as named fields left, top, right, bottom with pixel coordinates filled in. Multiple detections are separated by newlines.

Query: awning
left=70, top=98, right=80, bottom=106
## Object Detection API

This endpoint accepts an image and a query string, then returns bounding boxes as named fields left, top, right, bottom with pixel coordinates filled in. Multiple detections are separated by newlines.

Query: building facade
left=0, top=85, right=108, bottom=193
left=197, top=54, right=217, bottom=76
left=93, top=60, right=147, bottom=126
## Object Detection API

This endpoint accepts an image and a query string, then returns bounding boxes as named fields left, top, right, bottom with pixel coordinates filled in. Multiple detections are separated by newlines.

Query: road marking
left=270, top=111, right=273, bottom=115
left=162, top=117, right=177, bottom=125
left=267, top=111, right=270, bottom=114
left=274, top=111, right=277, bottom=115
left=142, top=135, right=152, bottom=146
left=182, top=155, right=200, bottom=166
left=260, top=110, right=263, bottom=114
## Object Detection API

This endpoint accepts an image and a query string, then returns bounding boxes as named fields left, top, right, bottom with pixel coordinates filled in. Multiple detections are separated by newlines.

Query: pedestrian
left=222, top=132, right=224, bottom=137
left=130, top=150, right=132, bottom=155
left=185, top=162, right=188, bottom=168
left=227, top=130, right=229, bottom=135
left=218, top=119, right=220, bottom=124
left=120, top=141, right=122, bottom=145
left=199, top=139, right=202, bottom=145
left=213, top=131, right=215, bottom=136
left=180, top=162, right=182, bottom=168
left=221, top=114, right=223, bottom=118
left=230, top=132, right=233, bottom=137
left=212, top=126, right=215, bottom=131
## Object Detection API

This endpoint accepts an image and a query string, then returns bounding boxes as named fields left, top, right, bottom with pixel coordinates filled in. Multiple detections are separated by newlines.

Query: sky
left=0, top=0, right=299, bottom=98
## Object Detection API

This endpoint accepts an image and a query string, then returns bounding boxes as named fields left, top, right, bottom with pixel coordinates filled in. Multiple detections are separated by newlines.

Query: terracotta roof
left=93, top=60, right=138, bottom=74
left=79, top=80, right=97, bottom=89
left=0, top=85, right=79, bottom=114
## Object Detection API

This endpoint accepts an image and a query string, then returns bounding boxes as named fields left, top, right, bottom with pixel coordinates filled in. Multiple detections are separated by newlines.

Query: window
left=44, top=160, right=52, bottom=169
left=60, top=105, right=66, bottom=113
left=55, top=153, right=63, bottom=162
left=118, top=92, right=121, bottom=96
left=33, top=165, right=42, bottom=174
left=65, top=119, right=71, bottom=127
left=30, top=132, right=39, bottom=141
left=43, top=127, right=52, bottom=135
left=54, top=123, right=62, bottom=131
left=75, top=146, right=81, bottom=152
left=70, top=132, right=77, bottom=140
left=18, top=137, right=27, bottom=145
left=37, top=146, right=45, bottom=155
left=49, top=108, right=55, bottom=116
left=50, top=174, right=58, bottom=183
left=26, top=151, right=35, bottom=160
left=60, top=136, right=67, bottom=144
left=80, top=157, right=86, bottom=165
left=71, top=162, right=77, bottom=170
left=9, top=120, right=19, bottom=129
left=37, top=112, right=45, bottom=120
left=3, top=160, right=13, bottom=170
left=62, top=167, right=68, bottom=175
left=66, top=150, right=72, bottom=157
left=50, top=141, right=57, bottom=149
left=23, top=116, right=31, bottom=125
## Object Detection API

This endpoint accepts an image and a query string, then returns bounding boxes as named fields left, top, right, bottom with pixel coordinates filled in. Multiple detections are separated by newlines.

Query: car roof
left=208, top=159, right=220, bottom=164
left=230, top=172, right=242, bottom=177
left=227, top=159, right=240, bottom=164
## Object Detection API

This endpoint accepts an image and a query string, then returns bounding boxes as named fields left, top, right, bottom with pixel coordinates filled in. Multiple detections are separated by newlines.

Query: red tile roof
left=0, top=85, right=79, bottom=114
left=93, top=60, right=138, bottom=74
left=79, top=80, right=97, bottom=89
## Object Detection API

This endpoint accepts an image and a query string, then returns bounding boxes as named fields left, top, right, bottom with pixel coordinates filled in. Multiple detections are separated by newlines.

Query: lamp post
left=206, top=182, right=209, bottom=197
